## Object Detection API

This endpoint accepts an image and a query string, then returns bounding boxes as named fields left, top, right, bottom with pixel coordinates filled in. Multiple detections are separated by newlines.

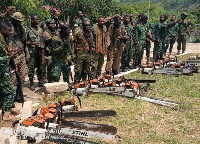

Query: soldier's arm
left=135, top=25, right=139, bottom=44
left=0, top=6, right=15, bottom=21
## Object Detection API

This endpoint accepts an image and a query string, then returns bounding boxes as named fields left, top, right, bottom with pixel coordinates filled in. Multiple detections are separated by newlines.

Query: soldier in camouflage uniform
left=144, top=20, right=154, bottom=64
left=121, top=15, right=133, bottom=71
left=105, top=16, right=127, bottom=75
left=90, top=16, right=108, bottom=79
left=153, top=15, right=168, bottom=62
left=8, top=12, right=28, bottom=84
left=0, top=21, right=18, bottom=120
left=26, top=15, right=44, bottom=90
left=51, top=24, right=74, bottom=83
left=134, top=15, right=148, bottom=67
left=42, top=18, right=59, bottom=83
left=74, top=20, right=94, bottom=84
left=167, top=15, right=178, bottom=55
left=177, top=12, right=194, bottom=54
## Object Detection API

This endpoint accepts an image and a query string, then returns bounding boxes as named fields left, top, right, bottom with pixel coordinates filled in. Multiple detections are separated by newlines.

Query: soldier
left=42, top=18, right=59, bottom=83
left=91, top=16, right=108, bottom=78
left=72, top=11, right=88, bottom=28
left=129, top=14, right=136, bottom=26
left=51, top=24, right=74, bottom=83
left=26, top=15, right=44, bottom=90
left=144, top=20, right=154, bottom=64
left=73, top=19, right=94, bottom=84
left=177, top=12, right=194, bottom=54
left=153, top=15, right=168, bottom=62
left=134, top=15, right=148, bottom=67
left=8, top=12, right=28, bottom=84
left=167, top=15, right=178, bottom=55
left=105, top=16, right=127, bottom=75
left=0, top=21, right=18, bottom=120
left=121, top=15, right=133, bottom=71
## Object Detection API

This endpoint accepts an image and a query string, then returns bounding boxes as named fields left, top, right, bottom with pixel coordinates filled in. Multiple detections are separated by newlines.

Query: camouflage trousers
left=177, top=34, right=187, bottom=52
left=145, top=40, right=151, bottom=57
left=121, top=42, right=132, bottom=69
left=105, top=46, right=123, bottom=73
left=90, top=53, right=104, bottom=79
left=153, top=40, right=166, bottom=61
left=0, top=74, right=16, bottom=111
left=74, top=51, right=90, bottom=84
left=168, top=38, right=176, bottom=53
left=28, top=54, right=42, bottom=81
left=14, top=53, right=26, bottom=84
left=52, top=58, right=70, bottom=83
left=42, top=56, right=52, bottom=83
left=135, top=41, right=145, bottom=63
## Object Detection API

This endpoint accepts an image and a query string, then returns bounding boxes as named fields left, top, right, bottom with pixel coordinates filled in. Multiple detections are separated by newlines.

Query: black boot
left=112, top=70, right=118, bottom=75
left=30, top=79, right=35, bottom=91
left=38, top=79, right=44, bottom=87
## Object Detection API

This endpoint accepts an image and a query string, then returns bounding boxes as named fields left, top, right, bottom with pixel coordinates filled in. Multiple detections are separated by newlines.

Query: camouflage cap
left=46, top=18, right=55, bottom=24
left=181, top=12, right=187, bottom=16
left=11, top=12, right=24, bottom=21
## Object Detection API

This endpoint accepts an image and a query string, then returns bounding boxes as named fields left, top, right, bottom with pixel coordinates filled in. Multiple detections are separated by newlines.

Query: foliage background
left=1, top=0, right=200, bottom=25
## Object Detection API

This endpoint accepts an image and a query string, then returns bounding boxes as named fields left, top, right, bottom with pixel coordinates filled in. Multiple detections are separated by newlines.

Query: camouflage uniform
left=105, top=24, right=126, bottom=73
left=74, top=27, right=94, bottom=83
left=144, top=21, right=154, bottom=58
left=0, top=33, right=15, bottom=111
left=26, top=26, right=44, bottom=83
left=51, top=34, right=74, bottom=83
left=134, top=22, right=146, bottom=66
left=43, top=28, right=59, bottom=83
left=8, top=13, right=28, bottom=84
left=90, top=24, right=107, bottom=78
left=177, top=15, right=194, bottom=53
left=153, top=20, right=168, bottom=61
left=121, top=23, right=133, bottom=69
left=167, top=22, right=178, bottom=53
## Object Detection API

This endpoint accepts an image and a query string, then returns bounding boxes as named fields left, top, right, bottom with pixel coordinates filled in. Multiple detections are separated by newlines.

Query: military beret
left=46, top=18, right=55, bottom=24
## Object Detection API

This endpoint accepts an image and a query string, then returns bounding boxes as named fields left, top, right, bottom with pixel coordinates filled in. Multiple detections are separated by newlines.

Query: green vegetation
left=1, top=0, right=200, bottom=25
left=40, top=53, right=200, bottom=144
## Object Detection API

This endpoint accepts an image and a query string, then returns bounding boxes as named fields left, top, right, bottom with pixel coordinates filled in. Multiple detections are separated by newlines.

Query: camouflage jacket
left=51, top=34, right=74, bottom=62
left=7, top=24, right=28, bottom=56
left=168, top=22, right=178, bottom=39
left=26, top=26, right=44, bottom=55
left=108, top=24, right=127, bottom=49
left=43, top=28, right=59, bottom=56
left=135, top=23, right=146, bottom=44
left=177, top=19, right=194, bottom=36
left=74, top=27, right=94, bottom=51
left=145, top=21, right=155, bottom=41
left=154, top=20, right=168, bottom=40
left=0, top=33, right=10, bottom=75
left=91, top=24, right=107, bottom=54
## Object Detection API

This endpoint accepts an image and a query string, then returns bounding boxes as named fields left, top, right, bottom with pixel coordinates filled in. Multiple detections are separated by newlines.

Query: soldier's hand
left=33, top=42, right=39, bottom=46
left=6, top=6, right=15, bottom=14
left=41, top=60, right=46, bottom=66
left=156, top=39, right=160, bottom=43
left=9, top=50, right=18, bottom=59
left=26, top=57, right=30, bottom=64
left=175, top=37, right=178, bottom=41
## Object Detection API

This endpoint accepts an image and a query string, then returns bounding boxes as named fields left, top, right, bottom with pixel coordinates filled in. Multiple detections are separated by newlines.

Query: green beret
left=46, top=18, right=55, bottom=24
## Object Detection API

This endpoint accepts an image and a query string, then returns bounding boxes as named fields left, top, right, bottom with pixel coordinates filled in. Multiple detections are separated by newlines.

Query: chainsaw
left=14, top=98, right=120, bottom=143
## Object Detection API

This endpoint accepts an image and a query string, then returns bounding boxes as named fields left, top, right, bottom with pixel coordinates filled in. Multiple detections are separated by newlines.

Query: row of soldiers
left=0, top=7, right=194, bottom=120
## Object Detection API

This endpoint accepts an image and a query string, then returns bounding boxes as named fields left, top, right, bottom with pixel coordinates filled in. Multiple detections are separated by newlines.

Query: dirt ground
left=23, top=42, right=200, bottom=104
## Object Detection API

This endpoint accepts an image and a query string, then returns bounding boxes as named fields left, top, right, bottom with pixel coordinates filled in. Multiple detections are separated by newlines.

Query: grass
left=39, top=53, right=200, bottom=144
